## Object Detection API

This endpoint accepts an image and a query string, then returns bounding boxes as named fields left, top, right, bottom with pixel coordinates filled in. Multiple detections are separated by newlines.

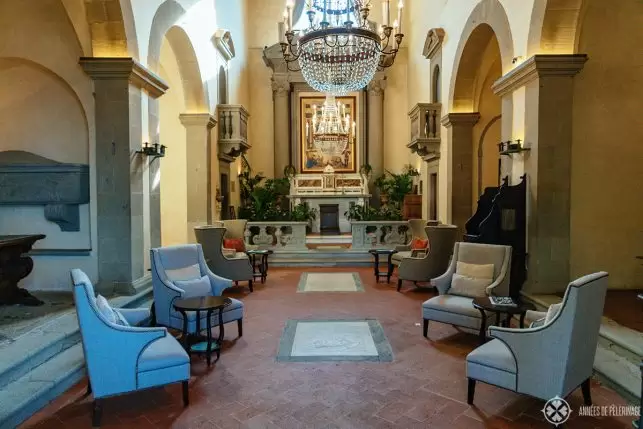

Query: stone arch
left=447, top=0, right=514, bottom=111
left=84, top=0, right=138, bottom=57
left=527, top=0, right=584, bottom=55
left=147, top=0, right=208, bottom=112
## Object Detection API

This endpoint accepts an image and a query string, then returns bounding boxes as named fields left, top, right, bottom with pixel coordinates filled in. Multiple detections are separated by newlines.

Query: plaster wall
left=570, top=0, right=643, bottom=289
left=0, top=0, right=97, bottom=290
left=159, top=40, right=189, bottom=246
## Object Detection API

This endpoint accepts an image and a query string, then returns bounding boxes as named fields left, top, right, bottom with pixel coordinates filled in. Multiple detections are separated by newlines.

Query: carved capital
left=367, top=76, right=387, bottom=96
left=179, top=113, right=217, bottom=129
left=213, top=29, right=236, bottom=61
left=441, top=112, right=480, bottom=128
left=423, top=28, right=445, bottom=60
left=272, top=75, right=290, bottom=96
left=492, top=54, right=588, bottom=97
left=79, top=57, right=169, bottom=98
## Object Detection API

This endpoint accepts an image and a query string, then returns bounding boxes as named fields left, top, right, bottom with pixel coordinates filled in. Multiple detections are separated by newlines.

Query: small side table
left=246, top=249, right=273, bottom=284
left=173, top=296, right=231, bottom=366
left=368, top=249, right=398, bottom=283
left=472, top=296, right=536, bottom=345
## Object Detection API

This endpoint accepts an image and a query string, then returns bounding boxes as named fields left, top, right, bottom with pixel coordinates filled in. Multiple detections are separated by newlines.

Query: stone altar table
left=288, top=166, right=370, bottom=234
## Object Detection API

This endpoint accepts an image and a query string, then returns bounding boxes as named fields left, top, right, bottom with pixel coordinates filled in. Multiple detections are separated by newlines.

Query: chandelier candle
left=397, top=0, right=403, bottom=33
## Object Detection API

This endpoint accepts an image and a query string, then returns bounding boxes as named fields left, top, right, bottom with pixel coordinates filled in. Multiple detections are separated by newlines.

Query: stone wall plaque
left=0, top=151, right=90, bottom=231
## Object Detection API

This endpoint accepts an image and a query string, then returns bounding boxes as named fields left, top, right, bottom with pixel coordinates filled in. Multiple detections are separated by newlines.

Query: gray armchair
left=396, top=225, right=458, bottom=291
left=194, top=226, right=255, bottom=292
left=466, top=272, right=608, bottom=406
left=422, top=242, right=512, bottom=337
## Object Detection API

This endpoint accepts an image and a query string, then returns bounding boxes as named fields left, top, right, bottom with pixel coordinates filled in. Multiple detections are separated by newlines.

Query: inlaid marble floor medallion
left=297, top=272, right=364, bottom=292
left=276, top=319, right=393, bottom=362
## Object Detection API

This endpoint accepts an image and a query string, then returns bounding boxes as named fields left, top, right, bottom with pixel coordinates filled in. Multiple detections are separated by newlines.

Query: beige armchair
left=396, top=225, right=458, bottom=291
left=392, top=219, right=435, bottom=263
left=194, top=226, right=255, bottom=292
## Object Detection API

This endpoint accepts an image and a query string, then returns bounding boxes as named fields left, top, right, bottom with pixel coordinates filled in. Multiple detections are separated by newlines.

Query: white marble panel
left=290, top=321, right=378, bottom=357
left=303, top=273, right=357, bottom=291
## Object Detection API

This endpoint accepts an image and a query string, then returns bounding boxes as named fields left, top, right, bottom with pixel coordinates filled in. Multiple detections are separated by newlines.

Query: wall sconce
left=498, top=139, right=530, bottom=156
left=136, top=142, right=166, bottom=159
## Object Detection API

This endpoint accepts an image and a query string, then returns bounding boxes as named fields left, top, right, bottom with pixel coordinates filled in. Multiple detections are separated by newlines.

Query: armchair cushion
left=545, top=302, right=563, bottom=324
left=466, top=339, right=517, bottom=391
left=224, top=238, right=245, bottom=252
left=138, top=334, right=189, bottom=372
left=166, top=263, right=201, bottom=282
left=423, top=295, right=484, bottom=319
left=96, top=295, right=129, bottom=326
left=392, top=251, right=413, bottom=262
left=449, top=262, right=494, bottom=298
left=410, top=238, right=428, bottom=250
left=457, top=262, right=494, bottom=279
left=175, top=275, right=212, bottom=298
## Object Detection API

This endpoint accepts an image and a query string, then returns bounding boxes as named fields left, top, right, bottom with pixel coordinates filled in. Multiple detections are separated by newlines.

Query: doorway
left=429, top=173, right=438, bottom=221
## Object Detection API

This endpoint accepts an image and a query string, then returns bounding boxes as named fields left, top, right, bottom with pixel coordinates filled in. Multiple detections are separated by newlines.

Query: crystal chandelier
left=280, top=0, right=404, bottom=95
left=306, top=95, right=355, bottom=157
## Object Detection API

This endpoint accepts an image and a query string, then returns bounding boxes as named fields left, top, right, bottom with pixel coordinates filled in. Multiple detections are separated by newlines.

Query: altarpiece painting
left=299, top=95, right=357, bottom=173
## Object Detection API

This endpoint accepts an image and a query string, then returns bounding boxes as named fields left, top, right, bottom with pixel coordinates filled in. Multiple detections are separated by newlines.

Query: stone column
left=179, top=113, right=217, bottom=242
left=367, top=75, right=386, bottom=203
left=441, top=113, right=480, bottom=235
left=493, top=54, right=587, bottom=294
left=272, top=74, right=290, bottom=177
left=80, top=57, right=168, bottom=294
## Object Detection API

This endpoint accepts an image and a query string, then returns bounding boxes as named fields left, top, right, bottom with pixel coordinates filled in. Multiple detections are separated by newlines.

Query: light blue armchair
left=466, top=272, right=608, bottom=406
left=71, top=269, right=190, bottom=427
left=150, top=244, right=244, bottom=337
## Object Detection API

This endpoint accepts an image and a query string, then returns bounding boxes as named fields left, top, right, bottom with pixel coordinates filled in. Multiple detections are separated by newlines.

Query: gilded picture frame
left=299, top=95, right=357, bottom=173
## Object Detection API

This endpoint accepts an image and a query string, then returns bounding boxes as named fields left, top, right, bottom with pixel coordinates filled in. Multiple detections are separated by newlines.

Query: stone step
left=594, top=346, right=641, bottom=404
left=0, top=286, right=153, bottom=429
left=0, top=344, right=85, bottom=429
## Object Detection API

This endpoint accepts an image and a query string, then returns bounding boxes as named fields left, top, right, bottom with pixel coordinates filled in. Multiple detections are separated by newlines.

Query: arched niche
left=432, top=65, right=441, bottom=103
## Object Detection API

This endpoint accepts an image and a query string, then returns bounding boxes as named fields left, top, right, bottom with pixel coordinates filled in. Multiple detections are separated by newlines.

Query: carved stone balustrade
left=350, top=221, right=410, bottom=249
left=244, top=221, right=307, bottom=250
left=216, top=104, right=250, bottom=162
left=408, top=103, right=442, bottom=162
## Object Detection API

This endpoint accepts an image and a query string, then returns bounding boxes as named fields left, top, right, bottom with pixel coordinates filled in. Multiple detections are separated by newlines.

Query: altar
left=289, top=166, right=370, bottom=234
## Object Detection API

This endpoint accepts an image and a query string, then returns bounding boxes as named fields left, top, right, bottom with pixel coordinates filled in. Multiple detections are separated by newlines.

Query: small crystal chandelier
left=280, top=0, right=404, bottom=95
left=306, top=95, right=355, bottom=157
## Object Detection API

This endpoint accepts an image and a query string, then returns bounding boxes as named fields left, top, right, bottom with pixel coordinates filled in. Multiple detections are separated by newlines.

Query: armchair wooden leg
left=182, top=380, right=189, bottom=407
left=237, top=319, right=243, bottom=337
left=92, top=399, right=103, bottom=427
left=581, top=378, right=592, bottom=406
left=423, top=319, right=428, bottom=338
left=467, top=378, right=476, bottom=405
left=248, top=280, right=254, bottom=293
left=397, top=279, right=402, bottom=292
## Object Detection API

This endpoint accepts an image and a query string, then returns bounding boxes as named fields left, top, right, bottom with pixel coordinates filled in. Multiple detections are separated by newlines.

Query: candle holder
left=498, top=139, right=530, bottom=156
left=136, top=142, right=166, bottom=159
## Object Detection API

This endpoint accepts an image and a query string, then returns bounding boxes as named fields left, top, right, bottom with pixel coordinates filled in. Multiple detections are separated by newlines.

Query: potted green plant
left=374, top=174, right=390, bottom=206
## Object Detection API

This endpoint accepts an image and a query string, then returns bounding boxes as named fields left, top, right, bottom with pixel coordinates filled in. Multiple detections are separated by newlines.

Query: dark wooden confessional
left=464, top=175, right=527, bottom=298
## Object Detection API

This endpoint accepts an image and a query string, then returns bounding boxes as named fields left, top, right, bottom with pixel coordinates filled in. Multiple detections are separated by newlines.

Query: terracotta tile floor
left=21, top=268, right=635, bottom=428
